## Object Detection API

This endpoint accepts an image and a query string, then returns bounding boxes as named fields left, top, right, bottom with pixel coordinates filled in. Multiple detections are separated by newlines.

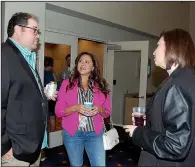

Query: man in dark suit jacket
left=1, top=12, right=57, bottom=166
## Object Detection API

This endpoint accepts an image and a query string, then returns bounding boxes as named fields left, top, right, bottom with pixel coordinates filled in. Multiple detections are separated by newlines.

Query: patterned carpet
left=40, top=126, right=140, bottom=167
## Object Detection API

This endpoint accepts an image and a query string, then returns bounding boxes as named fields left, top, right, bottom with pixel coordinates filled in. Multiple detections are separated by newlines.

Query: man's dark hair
left=44, top=56, right=54, bottom=67
left=7, top=12, right=38, bottom=37
left=65, top=54, right=71, bottom=61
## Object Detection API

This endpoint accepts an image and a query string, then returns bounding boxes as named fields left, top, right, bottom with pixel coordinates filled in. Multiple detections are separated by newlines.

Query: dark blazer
left=132, top=67, right=195, bottom=167
left=1, top=39, right=48, bottom=164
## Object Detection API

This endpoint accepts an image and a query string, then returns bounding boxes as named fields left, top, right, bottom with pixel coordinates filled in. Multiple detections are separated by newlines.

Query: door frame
left=44, top=29, right=78, bottom=148
left=44, top=29, right=78, bottom=70
left=104, top=41, right=149, bottom=114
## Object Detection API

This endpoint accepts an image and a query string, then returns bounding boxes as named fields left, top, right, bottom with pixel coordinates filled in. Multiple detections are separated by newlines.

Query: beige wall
left=190, top=2, right=195, bottom=45
left=49, top=2, right=190, bottom=36
left=4, top=2, right=194, bottom=83
left=3, top=2, right=192, bottom=40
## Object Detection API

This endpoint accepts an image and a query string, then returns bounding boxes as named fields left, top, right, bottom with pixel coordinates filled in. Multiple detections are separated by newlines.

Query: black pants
left=48, top=100, right=56, bottom=116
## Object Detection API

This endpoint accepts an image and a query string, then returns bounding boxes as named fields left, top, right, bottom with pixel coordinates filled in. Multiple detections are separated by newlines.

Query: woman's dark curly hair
left=66, top=52, right=110, bottom=97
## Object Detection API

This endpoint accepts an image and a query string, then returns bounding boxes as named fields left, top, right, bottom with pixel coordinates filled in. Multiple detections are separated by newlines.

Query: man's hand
left=2, top=148, right=13, bottom=161
left=44, top=87, right=58, bottom=101
left=48, top=91, right=58, bottom=101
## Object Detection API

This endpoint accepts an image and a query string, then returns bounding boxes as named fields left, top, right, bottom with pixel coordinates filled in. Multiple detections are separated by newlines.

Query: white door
left=104, top=41, right=149, bottom=125
left=44, top=29, right=78, bottom=148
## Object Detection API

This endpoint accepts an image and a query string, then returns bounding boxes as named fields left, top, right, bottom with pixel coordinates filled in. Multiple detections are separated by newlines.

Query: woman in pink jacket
left=55, top=52, right=111, bottom=166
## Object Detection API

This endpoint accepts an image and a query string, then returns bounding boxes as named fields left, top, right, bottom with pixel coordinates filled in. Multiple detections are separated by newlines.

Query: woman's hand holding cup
left=84, top=102, right=96, bottom=116
left=75, top=102, right=104, bottom=116
left=75, top=104, right=91, bottom=116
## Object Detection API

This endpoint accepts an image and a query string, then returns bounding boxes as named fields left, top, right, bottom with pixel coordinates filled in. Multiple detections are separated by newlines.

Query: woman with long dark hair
left=55, top=52, right=111, bottom=166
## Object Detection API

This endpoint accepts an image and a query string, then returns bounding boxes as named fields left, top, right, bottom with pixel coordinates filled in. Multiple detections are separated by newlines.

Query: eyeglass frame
left=18, top=24, right=41, bottom=35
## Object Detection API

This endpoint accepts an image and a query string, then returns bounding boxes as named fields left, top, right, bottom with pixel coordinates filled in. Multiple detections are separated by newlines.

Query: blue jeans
left=63, top=129, right=105, bottom=167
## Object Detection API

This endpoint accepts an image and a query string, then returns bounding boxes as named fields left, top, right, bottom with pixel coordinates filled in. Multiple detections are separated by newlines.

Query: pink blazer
left=55, top=79, right=111, bottom=136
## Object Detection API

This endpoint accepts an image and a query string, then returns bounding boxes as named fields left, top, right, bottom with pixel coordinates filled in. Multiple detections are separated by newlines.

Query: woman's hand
left=2, top=148, right=13, bottom=161
left=74, top=104, right=92, bottom=116
left=91, top=106, right=106, bottom=116
left=123, top=125, right=138, bottom=137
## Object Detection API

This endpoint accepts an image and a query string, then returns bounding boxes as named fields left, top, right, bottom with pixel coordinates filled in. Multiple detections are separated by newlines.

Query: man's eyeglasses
left=18, top=25, right=41, bottom=35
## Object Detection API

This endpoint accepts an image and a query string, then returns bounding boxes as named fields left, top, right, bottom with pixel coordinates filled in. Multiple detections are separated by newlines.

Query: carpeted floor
left=40, top=126, right=140, bottom=167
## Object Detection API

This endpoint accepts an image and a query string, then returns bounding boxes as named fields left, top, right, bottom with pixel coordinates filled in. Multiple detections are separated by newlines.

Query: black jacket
left=1, top=39, right=48, bottom=163
left=132, top=67, right=195, bottom=167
